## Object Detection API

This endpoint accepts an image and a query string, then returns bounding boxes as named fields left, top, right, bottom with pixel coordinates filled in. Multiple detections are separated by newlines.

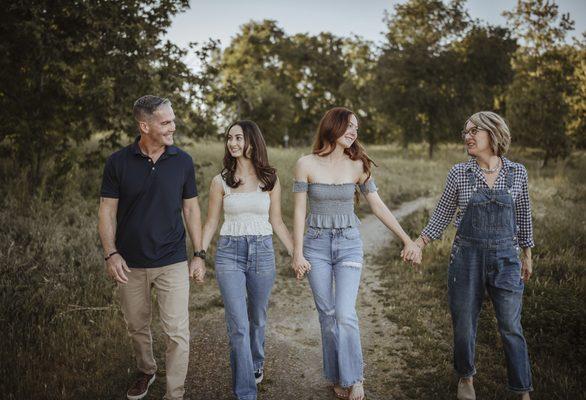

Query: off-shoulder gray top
left=293, top=180, right=378, bottom=228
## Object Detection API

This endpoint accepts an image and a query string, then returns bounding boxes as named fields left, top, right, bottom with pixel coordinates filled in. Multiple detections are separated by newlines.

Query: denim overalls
left=448, top=166, right=532, bottom=393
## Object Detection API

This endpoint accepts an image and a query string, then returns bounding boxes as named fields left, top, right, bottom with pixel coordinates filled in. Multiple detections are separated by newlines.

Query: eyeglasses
left=461, top=126, right=484, bottom=140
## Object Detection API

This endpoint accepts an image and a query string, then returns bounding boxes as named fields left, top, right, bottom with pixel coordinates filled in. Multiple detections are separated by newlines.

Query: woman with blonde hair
left=416, top=111, right=533, bottom=399
left=292, top=107, right=421, bottom=400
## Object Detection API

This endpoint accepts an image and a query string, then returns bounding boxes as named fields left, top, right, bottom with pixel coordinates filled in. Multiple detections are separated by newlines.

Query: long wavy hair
left=313, top=107, right=376, bottom=180
left=221, top=120, right=277, bottom=191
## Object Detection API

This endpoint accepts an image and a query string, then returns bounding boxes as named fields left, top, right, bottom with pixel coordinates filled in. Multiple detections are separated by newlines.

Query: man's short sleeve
left=183, top=158, right=198, bottom=199
left=100, top=156, right=120, bottom=198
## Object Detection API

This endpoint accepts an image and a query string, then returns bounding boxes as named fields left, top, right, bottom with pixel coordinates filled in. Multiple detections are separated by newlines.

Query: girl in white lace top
left=201, top=120, right=293, bottom=399
left=218, top=176, right=273, bottom=236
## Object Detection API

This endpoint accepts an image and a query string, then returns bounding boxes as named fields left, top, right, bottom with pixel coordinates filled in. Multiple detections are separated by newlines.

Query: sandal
left=333, top=385, right=349, bottom=399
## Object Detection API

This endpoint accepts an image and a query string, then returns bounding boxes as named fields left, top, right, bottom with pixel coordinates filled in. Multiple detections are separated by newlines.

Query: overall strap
left=506, top=165, right=515, bottom=191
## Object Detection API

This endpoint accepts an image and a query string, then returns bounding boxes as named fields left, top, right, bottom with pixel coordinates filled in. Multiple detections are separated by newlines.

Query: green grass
left=0, top=141, right=583, bottom=398
left=371, top=152, right=586, bottom=399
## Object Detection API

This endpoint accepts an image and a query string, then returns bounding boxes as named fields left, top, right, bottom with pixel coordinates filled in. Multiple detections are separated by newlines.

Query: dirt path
left=184, top=197, right=435, bottom=399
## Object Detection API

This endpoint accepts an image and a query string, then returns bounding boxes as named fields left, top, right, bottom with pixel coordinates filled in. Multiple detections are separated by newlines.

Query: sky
left=166, top=0, right=586, bottom=71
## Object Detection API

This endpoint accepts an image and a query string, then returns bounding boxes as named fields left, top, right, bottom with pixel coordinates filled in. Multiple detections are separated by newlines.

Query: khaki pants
left=119, top=261, right=190, bottom=400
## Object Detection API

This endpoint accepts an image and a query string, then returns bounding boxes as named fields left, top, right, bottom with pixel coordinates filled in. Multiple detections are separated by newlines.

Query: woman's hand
left=401, top=240, right=422, bottom=265
left=292, top=254, right=311, bottom=280
left=521, top=252, right=532, bottom=282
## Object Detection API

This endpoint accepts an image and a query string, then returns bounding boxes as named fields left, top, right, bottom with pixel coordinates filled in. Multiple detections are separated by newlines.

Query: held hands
left=400, top=239, right=422, bottom=265
left=189, top=256, right=206, bottom=283
left=292, top=253, right=311, bottom=280
left=106, top=253, right=131, bottom=284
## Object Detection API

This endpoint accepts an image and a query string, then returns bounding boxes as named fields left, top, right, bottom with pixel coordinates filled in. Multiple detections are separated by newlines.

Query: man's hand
left=189, top=257, right=206, bottom=283
left=106, top=254, right=130, bottom=284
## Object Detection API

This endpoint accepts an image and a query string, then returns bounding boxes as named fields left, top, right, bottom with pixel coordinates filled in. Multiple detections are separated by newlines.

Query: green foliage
left=565, top=37, right=586, bottom=149
left=507, top=50, right=573, bottom=165
left=503, top=0, right=575, bottom=57
left=208, top=20, right=378, bottom=144
left=374, top=0, right=516, bottom=158
left=0, top=0, right=218, bottom=188
left=505, top=0, right=580, bottom=165
left=2, top=0, right=584, bottom=177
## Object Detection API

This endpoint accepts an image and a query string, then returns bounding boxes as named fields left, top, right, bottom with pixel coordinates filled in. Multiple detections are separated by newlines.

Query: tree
left=211, top=20, right=297, bottom=144
left=504, top=0, right=577, bottom=165
left=454, top=25, right=517, bottom=115
left=565, top=35, right=586, bottom=149
left=214, top=20, right=377, bottom=145
left=374, top=0, right=470, bottom=158
left=0, top=0, right=215, bottom=189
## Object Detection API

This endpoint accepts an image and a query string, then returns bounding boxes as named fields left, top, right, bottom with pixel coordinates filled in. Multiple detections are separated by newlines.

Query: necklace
left=479, top=159, right=501, bottom=174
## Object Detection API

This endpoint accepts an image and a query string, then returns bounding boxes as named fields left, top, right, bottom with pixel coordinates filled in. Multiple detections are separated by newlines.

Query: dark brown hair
left=221, top=120, right=277, bottom=191
left=313, top=107, right=376, bottom=180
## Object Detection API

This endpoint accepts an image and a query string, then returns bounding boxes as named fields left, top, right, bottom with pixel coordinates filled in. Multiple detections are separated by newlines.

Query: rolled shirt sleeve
left=421, top=165, right=459, bottom=240
left=515, top=166, right=534, bottom=248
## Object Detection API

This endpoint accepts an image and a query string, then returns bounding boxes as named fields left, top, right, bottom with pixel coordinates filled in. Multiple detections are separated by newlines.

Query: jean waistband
left=219, top=234, right=272, bottom=240
left=455, top=234, right=518, bottom=248
left=307, top=226, right=358, bottom=236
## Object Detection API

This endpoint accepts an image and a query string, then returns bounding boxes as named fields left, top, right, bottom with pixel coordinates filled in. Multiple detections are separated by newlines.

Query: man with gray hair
left=98, top=95, right=206, bottom=400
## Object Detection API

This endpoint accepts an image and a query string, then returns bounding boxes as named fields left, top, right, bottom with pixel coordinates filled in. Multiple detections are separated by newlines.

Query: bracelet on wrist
left=193, top=250, right=206, bottom=260
left=104, top=251, right=119, bottom=261
left=418, top=235, right=430, bottom=246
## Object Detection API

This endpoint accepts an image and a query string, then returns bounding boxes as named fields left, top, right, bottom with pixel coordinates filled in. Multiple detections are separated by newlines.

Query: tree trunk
left=428, top=136, right=434, bottom=159
left=542, top=151, right=549, bottom=168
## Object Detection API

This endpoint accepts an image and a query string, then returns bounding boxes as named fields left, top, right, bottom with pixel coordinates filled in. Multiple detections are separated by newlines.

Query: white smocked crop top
left=219, top=175, right=273, bottom=236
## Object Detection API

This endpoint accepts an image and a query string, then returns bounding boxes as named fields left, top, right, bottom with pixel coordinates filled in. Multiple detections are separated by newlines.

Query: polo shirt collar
left=131, top=136, right=178, bottom=157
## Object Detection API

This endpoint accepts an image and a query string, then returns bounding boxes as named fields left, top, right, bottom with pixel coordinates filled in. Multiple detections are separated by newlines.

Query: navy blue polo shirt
left=100, top=137, right=198, bottom=268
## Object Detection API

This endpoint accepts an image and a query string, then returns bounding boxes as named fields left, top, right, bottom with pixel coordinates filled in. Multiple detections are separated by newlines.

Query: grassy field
left=0, top=140, right=583, bottom=398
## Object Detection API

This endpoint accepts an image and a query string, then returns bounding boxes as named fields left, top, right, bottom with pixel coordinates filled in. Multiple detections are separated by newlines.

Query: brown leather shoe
left=127, top=373, right=155, bottom=400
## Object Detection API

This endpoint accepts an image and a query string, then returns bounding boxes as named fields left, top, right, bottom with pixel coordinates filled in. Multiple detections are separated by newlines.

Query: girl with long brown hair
left=201, top=120, right=294, bottom=400
left=292, top=107, right=421, bottom=400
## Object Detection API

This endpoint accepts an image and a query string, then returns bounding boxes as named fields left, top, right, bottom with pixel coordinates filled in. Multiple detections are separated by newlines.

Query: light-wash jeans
left=304, top=226, right=364, bottom=388
left=215, top=235, right=276, bottom=400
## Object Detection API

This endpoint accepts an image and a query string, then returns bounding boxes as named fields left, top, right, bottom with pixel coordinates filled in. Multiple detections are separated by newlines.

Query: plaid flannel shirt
left=421, top=157, right=534, bottom=248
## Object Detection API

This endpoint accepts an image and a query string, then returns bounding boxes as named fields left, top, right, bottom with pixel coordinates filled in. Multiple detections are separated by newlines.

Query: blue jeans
left=304, top=227, right=364, bottom=388
left=448, top=237, right=533, bottom=393
left=215, top=235, right=276, bottom=400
